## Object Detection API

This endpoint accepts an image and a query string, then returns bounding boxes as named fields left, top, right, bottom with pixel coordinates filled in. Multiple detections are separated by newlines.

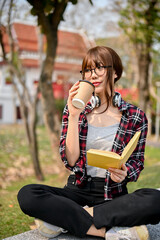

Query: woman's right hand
left=67, top=81, right=83, bottom=118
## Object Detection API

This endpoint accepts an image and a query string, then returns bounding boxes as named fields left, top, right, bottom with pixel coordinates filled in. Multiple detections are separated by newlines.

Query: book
left=87, top=131, right=141, bottom=170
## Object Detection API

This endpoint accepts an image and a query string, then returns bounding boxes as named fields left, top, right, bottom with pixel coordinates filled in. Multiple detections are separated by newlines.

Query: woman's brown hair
left=81, top=46, right=123, bottom=110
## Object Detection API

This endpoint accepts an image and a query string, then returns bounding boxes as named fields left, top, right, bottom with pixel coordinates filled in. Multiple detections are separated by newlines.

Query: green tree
left=26, top=0, right=93, bottom=149
left=0, top=0, right=44, bottom=180
left=119, top=0, right=160, bottom=112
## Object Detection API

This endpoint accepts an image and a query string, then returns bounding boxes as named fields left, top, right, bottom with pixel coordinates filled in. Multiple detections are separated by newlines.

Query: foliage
left=0, top=0, right=44, bottom=180
left=119, top=0, right=160, bottom=47
left=96, top=36, right=138, bottom=88
left=118, top=0, right=160, bottom=112
left=128, top=145, right=160, bottom=192
left=27, top=0, right=92, bottom=33
left=152, top=48, right=160, bottom=85
left=25, top=0, right=93, bottom=141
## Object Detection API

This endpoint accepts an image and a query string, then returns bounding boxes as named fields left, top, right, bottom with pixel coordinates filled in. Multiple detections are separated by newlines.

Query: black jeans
left=17, top=175, right=160, bottom=238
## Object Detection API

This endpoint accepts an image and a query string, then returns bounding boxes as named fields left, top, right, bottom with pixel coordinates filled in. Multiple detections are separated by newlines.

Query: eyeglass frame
left=80, top=65, right=112, bottom=78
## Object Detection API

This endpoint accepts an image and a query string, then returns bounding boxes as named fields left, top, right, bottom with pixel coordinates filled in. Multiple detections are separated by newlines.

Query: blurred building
left=0, top=22, right=95, bottom=124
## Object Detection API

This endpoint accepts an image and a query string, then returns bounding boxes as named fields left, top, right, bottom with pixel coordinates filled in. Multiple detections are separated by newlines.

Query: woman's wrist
left=68, top=114, right=79, bottom=122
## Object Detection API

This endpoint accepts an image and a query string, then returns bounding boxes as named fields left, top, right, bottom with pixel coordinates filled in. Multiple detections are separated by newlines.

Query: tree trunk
left=137, top=46, right=151, bottom=112
left=29, top=132, right=44, bottom=181
left=29, top=97, right=44, bottom=180
left=39, top=29, right=64, bottom=173
left=20, top=100, right=44, bottom=180
left=40, top=29, right=61, bottom=147
left=25, top=0, right=68, bottom=175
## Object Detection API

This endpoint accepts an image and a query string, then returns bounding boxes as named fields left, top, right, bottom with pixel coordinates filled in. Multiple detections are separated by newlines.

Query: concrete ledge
left=3, top=223, right=160, bottom=240
left=3, top=230, right=101, bottom=240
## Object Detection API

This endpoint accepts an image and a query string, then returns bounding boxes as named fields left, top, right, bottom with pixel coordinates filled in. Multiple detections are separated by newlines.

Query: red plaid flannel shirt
left=59, top=98, right=148, bottom=200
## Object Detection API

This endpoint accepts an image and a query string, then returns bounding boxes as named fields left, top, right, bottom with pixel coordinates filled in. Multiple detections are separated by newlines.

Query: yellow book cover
left=87, top=131, right=141, bottom=169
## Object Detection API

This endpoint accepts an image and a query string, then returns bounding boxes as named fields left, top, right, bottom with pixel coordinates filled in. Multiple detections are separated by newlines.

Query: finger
left=70, top=81, right=80, bottom=89
left=121, top=163, right=127, bottom=171
left=67, top=90, right=79, bottom=104
left=121, top=164, right=127, bottom=177
left=75, top=80, right=80, bottom=85
left=69, top=90, right=79, bottom=97
left=69, top=85, right=79, bottom=94
left=109, top=165, right=127, bottom=175
left=110, top=173, right=122, bottom=183
left=109, top=168, right=122, bottom=174
left=110, top=171, right=124, bottom=179
left=109, top=168, right=126, bottom=178
left=111, top=172, right=125, bottom=182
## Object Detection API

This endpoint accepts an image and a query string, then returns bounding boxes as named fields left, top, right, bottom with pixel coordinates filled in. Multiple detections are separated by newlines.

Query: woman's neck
left=96, top=94, right=106, bottom=106
left=87, top=103, right=122, bottom=127
left=92, top=104, right=112, bottom=114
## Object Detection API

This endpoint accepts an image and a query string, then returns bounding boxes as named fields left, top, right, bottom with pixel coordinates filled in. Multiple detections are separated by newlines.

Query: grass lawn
left=0, top=125, right=160, bottom=239
left=0, top=175, right=65, bottom=240
left=127, top=146, right=160, bottom=192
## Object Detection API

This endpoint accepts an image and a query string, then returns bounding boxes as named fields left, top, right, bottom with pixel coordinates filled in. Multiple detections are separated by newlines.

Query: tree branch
left=0, top=0, right=6, bottom=22
left=0, top=0, right=7, bottom=60
left=150, top=86, right=160, bottom=103
left=52, top=0, right=68, bottom=28
left=6, top=0, right=15, bottom=61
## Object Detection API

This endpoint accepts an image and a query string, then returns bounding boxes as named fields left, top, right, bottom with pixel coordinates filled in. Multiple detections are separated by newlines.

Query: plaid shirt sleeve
left=59, top=104, right=74, bottom=171
left=125, top=109, right=148, bottom=182
left=59, top=104, right=87, bottom=183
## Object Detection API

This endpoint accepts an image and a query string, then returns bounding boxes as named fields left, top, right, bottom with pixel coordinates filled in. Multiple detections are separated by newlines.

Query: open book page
left=87, top=149, right=120, bottom=157
left=87, top=150, right=122, bottom=169
left=87, top=131, right=141, bottom=170
left=121, top=131, right=141, bottom=165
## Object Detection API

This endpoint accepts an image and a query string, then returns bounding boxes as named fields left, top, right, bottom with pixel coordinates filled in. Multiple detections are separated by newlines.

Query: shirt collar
left=83, top=102, right=93, bottom=114
left=118, top=98, right=129, bottom=115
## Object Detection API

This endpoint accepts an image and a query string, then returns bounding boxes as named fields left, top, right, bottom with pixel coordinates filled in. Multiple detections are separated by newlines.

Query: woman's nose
left=91, top=69, right=97, bottom=78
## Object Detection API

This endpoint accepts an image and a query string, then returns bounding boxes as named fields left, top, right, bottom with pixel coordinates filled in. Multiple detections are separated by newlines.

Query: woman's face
left=89, top=67, right=106, bottom=96
left=84, top=62, right=116, bottom=99
left=83, top=62, right=105, bottom=94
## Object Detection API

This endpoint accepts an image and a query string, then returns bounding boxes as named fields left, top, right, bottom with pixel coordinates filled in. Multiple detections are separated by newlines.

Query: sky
left=1, top=0, right=121, bottom=39
left=60, top=0, right=121, bottom=39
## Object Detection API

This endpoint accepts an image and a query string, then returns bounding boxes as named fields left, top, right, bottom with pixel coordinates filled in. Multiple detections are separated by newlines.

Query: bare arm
left=66, top=115, right=80, bottom=166
left=65, top=81, right=83, bottom=167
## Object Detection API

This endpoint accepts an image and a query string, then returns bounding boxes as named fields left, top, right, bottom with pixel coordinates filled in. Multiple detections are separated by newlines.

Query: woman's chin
left=95, top=87, right=105, bottom=95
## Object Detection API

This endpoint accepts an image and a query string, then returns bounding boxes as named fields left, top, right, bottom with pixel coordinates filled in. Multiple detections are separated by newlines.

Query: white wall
left=25, top=67, right=41, bottom=92
left=0, top=99, right=15, bottom=124
left=0, top=64, right=80, bottom=124
left=0, top=66, right=14, bottom=123
left=0, top=65, right=40, bottom=124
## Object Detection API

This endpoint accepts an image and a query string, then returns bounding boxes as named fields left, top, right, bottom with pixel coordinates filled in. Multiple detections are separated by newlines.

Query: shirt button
left=88, top=177, right=92, bottom=182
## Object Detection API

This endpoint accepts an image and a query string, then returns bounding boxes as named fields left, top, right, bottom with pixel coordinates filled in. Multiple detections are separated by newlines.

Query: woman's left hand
left=108, top=164, right=128, bottom=183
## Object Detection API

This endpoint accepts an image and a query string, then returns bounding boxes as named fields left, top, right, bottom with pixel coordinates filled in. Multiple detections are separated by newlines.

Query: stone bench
left=3, top=223, right=160, bottom=240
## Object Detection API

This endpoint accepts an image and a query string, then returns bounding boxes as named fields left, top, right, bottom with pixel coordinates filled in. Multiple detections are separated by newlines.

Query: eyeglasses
left=80, top=66, right=112, bottom=79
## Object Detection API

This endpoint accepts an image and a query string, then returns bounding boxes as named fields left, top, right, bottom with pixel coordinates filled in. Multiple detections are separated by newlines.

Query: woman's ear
left=114, top=73, right=118, bottom=79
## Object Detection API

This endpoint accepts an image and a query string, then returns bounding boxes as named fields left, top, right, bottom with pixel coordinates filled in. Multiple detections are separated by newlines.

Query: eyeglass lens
left=84, top=67, right=105, bottom=78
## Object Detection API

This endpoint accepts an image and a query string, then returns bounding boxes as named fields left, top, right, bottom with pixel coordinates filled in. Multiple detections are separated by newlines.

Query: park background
left=0, top=0, right=160, bottom=239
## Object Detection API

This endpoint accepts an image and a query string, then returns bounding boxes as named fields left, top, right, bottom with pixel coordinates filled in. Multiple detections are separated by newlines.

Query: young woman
left=18, top=46, right=160, bottom=240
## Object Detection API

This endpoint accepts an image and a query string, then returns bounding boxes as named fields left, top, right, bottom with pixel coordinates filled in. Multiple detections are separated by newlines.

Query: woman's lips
left=92, top=82, right=101, bottom=87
